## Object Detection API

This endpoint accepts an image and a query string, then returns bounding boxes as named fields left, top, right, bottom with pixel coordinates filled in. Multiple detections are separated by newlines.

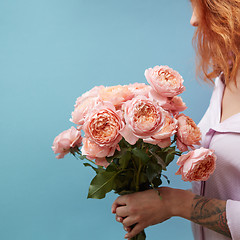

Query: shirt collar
left=209, top=75, right=240, bottom=133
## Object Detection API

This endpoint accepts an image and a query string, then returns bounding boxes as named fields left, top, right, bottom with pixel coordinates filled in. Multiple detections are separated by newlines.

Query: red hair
left=192, top=0, right=240, bottom=85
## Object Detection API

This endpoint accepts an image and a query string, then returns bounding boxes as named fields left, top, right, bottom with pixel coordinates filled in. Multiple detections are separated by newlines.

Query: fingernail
left=117, top=217, right=121, bottom=222
left=125, top=234, right=128, bottom=239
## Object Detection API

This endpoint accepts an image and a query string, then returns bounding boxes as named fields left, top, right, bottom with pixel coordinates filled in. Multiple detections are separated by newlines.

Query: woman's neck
left=226, top=68, right=240, bottom=91
left=220, top=68, right=240, bottom=122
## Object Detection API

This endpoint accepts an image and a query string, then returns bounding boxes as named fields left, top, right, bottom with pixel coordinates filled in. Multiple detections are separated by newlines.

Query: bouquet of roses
left=52, top=65, right=216, bottom=240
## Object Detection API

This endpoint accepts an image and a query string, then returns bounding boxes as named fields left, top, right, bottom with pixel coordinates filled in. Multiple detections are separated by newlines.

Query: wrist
left=158, top=187, right=195, bottom=219
left=172, top=189, right=195, bottom=219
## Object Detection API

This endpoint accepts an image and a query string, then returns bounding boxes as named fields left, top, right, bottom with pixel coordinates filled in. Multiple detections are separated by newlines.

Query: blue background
left=0, top=0, right=213, bottom=239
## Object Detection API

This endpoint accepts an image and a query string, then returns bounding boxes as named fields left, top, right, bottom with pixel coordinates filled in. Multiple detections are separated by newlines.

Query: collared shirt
left=191, top=76, right=240, bottom=240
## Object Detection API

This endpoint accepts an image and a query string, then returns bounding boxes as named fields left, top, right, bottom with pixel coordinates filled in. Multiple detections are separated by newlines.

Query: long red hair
left=192, top=0, right=240, bottom=84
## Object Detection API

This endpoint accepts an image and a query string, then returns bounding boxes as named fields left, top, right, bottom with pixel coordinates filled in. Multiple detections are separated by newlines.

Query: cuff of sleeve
left=226, top=199, right=240, bottom=240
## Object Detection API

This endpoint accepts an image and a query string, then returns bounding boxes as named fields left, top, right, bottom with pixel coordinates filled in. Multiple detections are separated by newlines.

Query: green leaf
left=139, top=172, right=148, bottom=184
left=132, top=148, right=150, bottom=165
left=151, top=177, right=162, bottom=188
left=83, top=163, right=98, bottom=172
left=72, top=152, right=85, bottom=160
left=165, top=153, right=175, bottom=166
left=161, top=146, right=171, bottom=152
left=119, top=151, right=131, bottom=169
left=113, top=169, right=135, bottom=193
left=146, top=162, right=161, bottom=182
left=106, top=162, right=118, bottom=172
left=106, top=146, right=130, bottom=164
left=113, top=158, right=120, bottom=166
left=95, top=166, right=105, bottom=174
left=117, top=190, right=135, bottom=196
left=106, top=155, right=115, bottom=163
left=79, top=155, right=86, bottom=160
left=119, top=137, right=132, bottom=148
left=148, top=144, right=160, bottom=153
left=149, top=150, right=166, bottom=170
left=106, top=152, right=123, bottom=163
left=168, top=146, right=176, bottom=153
left=87, top=171, right=119, bottom=199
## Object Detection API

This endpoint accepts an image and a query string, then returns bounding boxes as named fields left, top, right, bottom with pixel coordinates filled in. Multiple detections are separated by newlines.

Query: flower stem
left=86, top=158, right=97, bottom=165
left=130, top=230, right=146, bottom=240
left=72, top=154, right=97, bottom=166
left=132, top=156, right=138, bottom=171
left=136, top=161, right=142, bottom=192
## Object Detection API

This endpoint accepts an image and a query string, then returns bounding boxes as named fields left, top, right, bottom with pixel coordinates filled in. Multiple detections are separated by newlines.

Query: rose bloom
left=145, top=65, right=185, bottom=97
left=161, top=96, right=187, bottom=115
left=120, top=96, right=166, bottom=146
left=144, top=112, right=177, bottom=148
left=71, top=97, right=98, bottom=125
left=127, top=83, right=151, bottom=98
left=83, top=101, right=124, bottom=147
left=176, top=113, right=201, bottom=152
left=52, top=127, right=82, bottom=159
left=98, top=85, right=134, bottom=109
left=74, top=86, right=104, bottom=108
left=148, top=88, right=168, bottom=106
left=71, top=86, right=104, bottom=125
left=81, top=138, right=119, bottom=168
left=175, top=147, right=216, bottom=182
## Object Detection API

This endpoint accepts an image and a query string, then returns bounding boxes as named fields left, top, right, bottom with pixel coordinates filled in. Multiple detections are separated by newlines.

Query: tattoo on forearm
left=190, top=195, right=231, bottom=238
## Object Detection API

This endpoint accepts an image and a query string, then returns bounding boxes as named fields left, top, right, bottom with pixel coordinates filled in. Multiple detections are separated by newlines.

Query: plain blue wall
left=0, top=0, right=213, bottom=239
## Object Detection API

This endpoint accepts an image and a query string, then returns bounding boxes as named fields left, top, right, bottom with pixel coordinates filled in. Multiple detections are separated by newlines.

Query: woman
left=111, top=0, right=240, bottom=239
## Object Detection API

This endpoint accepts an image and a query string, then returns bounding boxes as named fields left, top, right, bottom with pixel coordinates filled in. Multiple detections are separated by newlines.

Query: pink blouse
left=192, top=76, right=240, bottom=240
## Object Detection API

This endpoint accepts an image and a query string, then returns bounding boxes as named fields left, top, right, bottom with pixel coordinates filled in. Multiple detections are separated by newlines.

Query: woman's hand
left=111, top=187, right=195, bottom=239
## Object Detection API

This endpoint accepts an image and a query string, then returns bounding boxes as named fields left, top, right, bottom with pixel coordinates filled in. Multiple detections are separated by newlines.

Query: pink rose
left=71, top=97, right=98, bottom=125
left=145, top=65, right=185, bottom=97
left=176, top=113, right=201, bottom=152
left=71, top=86, right=104, bottom=125
left=81, top=138, right=119, bottom=167
left=95, top=158, right=110, bottom=168
left=144, top=112, right=177, bottom=148
left=52, top=127, right=82, bottom=159
left=83, top=101, right=124, bottom=147
left=161, top=96, right=187, bottom=115
left=120, top=96, right=166, bottom=145
left=128, top=83, right=151, bottom=98
left=148, top=88, right=168, bottom=106
left=98, top=85, right=134, bottom=110
left=175, top=147, right=216, bottom=182
left=74, top=86, right=104, bottom=108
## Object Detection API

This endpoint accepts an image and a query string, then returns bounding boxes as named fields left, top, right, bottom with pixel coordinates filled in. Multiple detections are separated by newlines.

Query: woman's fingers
left=124, top=223, right=145, bottom=239
left=122, top=216, right=138, bottom=228
left=115, top=205, right=128, bottom=218
left=123, top=226, right=131, bottom=232
left=115, top=215, right=123, bottom=223
left=111, top=195, right=127, bottom=213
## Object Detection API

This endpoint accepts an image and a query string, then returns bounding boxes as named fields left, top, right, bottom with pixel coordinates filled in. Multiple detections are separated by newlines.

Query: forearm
left=113, top=187, right=232, bottom=239
left=190, top=195, right=231, bottom=238
left=173, top=190, right=231, bottom=238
